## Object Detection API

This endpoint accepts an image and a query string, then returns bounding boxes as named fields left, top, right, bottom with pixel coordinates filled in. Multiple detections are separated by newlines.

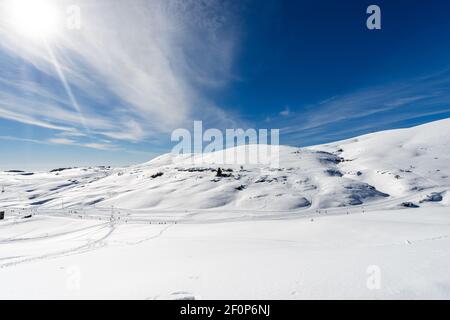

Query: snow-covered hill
left=1, top=119, right=449, bottom=216
left=1, top=206, right=450, bottom=299
left=1, top=119, right=450, bottom=299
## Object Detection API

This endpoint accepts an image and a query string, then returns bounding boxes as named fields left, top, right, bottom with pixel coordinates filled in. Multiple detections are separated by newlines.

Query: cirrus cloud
left=0, top=0, right=244, bottom=146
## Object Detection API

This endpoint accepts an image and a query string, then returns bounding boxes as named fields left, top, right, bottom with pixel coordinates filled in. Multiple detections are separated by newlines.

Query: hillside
left=1, top=119, right=449, bottom=217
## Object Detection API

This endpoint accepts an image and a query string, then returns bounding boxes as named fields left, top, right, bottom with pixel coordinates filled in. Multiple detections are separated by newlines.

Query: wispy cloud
left=0, top=135, right=49, bottom=145
left=0, top=0, right=243, bottom=145
left=48, top=137, right=115, bottom=150
left=0, top=134, right=109, bottom=150
left=275, top=71, right=450, bottom=145
left=279, top=106, right=291, bottom=117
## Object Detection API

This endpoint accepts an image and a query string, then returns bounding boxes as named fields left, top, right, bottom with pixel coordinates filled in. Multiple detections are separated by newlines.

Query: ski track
left=0, top=222, right=115, bottom=269
left=1, top=119, right=450, bottom=298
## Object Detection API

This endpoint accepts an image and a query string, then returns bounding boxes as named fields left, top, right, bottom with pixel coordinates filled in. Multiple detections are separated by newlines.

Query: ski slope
left=1, top=119, right=450, bottom=299
left=1, top=119, right=450, bottom=217
left=1, top=207, right=449, bottom=299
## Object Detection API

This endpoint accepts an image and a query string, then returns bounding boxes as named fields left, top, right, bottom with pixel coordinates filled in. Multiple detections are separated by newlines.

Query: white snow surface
left=1, top=119, right=450, bottom=299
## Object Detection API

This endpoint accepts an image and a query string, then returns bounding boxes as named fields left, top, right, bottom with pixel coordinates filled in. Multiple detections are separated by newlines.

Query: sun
left=8, top=0, right=61, bottom=40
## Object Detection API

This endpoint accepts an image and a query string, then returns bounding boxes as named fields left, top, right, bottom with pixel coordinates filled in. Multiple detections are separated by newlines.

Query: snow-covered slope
left=1, top=119, right=449, bottom=215
left=1, top=119, right=450, bottom=300
left=310, top=118, right=450, bottom=206
left=1, top=206, right=450, bottom=299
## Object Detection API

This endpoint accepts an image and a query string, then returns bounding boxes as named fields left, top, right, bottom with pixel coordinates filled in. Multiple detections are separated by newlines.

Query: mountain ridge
left=1, top=118, right=449, bottom=213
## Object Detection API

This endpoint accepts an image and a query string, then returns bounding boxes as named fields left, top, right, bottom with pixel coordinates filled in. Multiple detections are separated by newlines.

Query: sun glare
left=9, top=0, right=60, bottom=39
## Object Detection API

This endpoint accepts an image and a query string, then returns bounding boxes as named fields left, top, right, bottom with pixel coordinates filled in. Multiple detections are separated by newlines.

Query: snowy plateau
left=1, top=119, right=450, bottom=299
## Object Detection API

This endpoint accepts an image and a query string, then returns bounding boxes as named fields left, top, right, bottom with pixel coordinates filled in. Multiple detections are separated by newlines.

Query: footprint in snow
left=169, top=291, right=198, bottom=300
left=152, top=291, right=199, bottom=300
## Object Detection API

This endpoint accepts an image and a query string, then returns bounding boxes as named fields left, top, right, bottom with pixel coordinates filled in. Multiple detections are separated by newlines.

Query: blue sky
left=1, top=0, right=450, bottom=170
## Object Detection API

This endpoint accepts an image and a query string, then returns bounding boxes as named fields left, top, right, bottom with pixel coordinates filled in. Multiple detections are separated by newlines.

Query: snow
left=1, top=207, right=449, bottom=299
left=2, top=120, right=450, bottom=213
left=1, top=118, right=450, bottom=299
